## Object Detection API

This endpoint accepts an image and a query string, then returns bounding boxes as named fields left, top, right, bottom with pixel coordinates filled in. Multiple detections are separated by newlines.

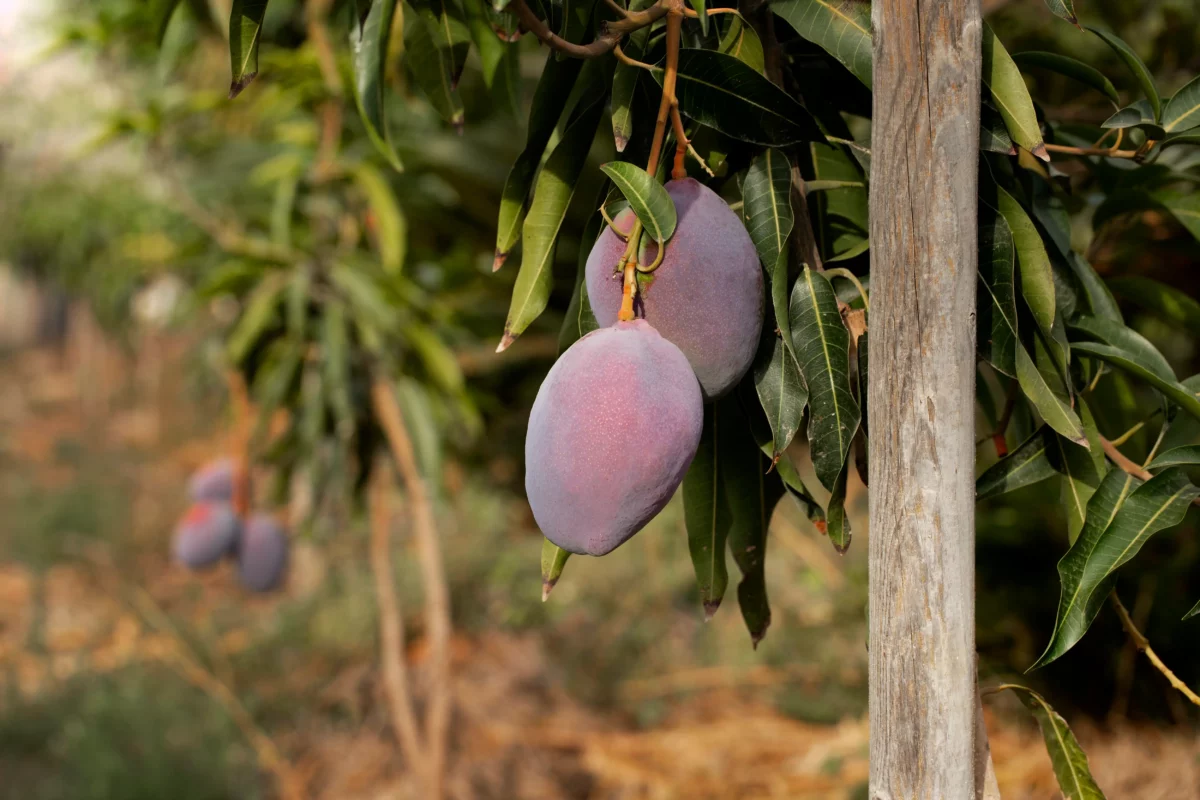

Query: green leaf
left=1088, top=26, right=1160, bottom=121
left=404, top=0, right=471, bottom=129
left=609, top=0, right=653, bottom=151
left=810, top=143, right=868, bottom=261
left=1160, top=132, right=1200, bottom=150
left=286, top=270, right=310, bottom=344
left=464, top=0, right=520, bottom=115
left=321, top=302, right=355, bottom=438
left=772, top=0, right=872, bottom=89
left=598, top=162, right=676, bottom=243
left=153, top=0, right=184, bottom=44
left=982, top=24, right=1046, bottom=158
left=1068, top=316, right=1176, bottom=384
left=1150, top=190, right=1200, bottom=241
left=788, top=267, right=861, bottom=492
left=495, top=55, right=583, bottom=265
left=1072, top=341, right=1200, bottom=423
left=724, top=403, right=785, bottom=645
left=352, top=164, right=407, bottom=274
left=753, top=330, right=807, bottom=461
left=659, top=49, right=824, bottom=146
left=1016, top=342, right=1085, bottom=444
left=773, top=452, right=827, bottom=529
left=227, top=274, right=285, bottom=363
left=559, top=0, right=596, bottom=55
left=976, top=427, right=1057, bottom=500
left=689, top=0, right=708, bottom=36
left=228, top=0, right=269, bottom=98
left=1184, top=598, right=1200, bottom=620
left=1034, top=468, right=1199, bottom=668
left=396, top=377, right=442, bottom=485
left=980, top=102, right=1016, bottom=155
left=406, top=323, right=465, bottom=394
left=995, top=187, right=1062, bottom=374
left=996, top=686, right=1107, bottom=800
left=717, top=11, right=764, bottom=73
left=825, top=460, right=852, bottom=554
left=978, top=200, right=1019, bottom=377
left=742, top=148, right=794, bottom=280
left=540, top=537, right=570, bottom=600
left=1047, top=399, right=1107, bottom=544
left=251, top=340, right=303, bottom=434
left=1011, top=51, right=1119, bottom=107
left=1101, top=99, right=1164, bottom=138
left=1039, top=0, right=1078, bottom=25
left=1147, top=445, right=1200, bottom=471
left=1110, top=276, right=1200, bottom=336
left=559, top=203, right=604, bottom=352
left=684, top=401, right=733, bottom=617
left=351, top=0, right=403, bottom=170
left=499, top=90, right=606, bottom=351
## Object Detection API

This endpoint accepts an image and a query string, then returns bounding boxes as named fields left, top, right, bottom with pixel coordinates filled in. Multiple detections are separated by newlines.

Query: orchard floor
left=1, top=314, right=1198, bottom=799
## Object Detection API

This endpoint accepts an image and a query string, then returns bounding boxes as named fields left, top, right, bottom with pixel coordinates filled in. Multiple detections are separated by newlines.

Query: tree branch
left=371, top=376, right=452, bottom=800
left=510, top=0, right=671, bottom=59
left=1111, top=592, right=1200, bottom=708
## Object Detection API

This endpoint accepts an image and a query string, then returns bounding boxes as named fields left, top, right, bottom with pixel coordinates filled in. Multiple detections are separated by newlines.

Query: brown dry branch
left=367, top=459, right=430, bottom=784
left=371, top=376, right=452, bottom=800
left=509, top=0, right=671, bottom=59
left=1111, top=593, right=1200, bottom=708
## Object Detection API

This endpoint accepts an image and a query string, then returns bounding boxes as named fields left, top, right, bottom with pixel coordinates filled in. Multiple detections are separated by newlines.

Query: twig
left=1100, top=436, right=1200, bottom=506
left=1111, top=593, right=1200, bottom=707
left=613, top=42, right=657, bottom=71
left=681, top=5, right=739, bottom=16
left=1044, top=142, right=1140, bottom=159
left=225, top=369, right=254, bottom=517
left=368, top=458, right=429, bottom=783
left=371, top=376, right=452, bottom=800
left=824, top=267, right=869, bottom=311
left=510, top=0, right=670, bottom=59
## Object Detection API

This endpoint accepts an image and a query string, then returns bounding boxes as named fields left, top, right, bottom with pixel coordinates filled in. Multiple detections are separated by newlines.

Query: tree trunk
left=868, top=0, right=982, bottom=797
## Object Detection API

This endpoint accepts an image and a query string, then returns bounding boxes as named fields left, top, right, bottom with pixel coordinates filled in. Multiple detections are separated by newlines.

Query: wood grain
left=867, top=0, right=982, bottom=797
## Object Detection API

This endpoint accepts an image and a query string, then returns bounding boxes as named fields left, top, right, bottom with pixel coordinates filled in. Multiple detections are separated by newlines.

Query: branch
left=510, top=0, right=671, bottom=59
left=371, top=376, right=452, bottom=800
left=1044, top=142, right=1141, bottom=159
left=1111, top=593, right=1200, bottom=708
left=368, top=459, right=429, bottom=784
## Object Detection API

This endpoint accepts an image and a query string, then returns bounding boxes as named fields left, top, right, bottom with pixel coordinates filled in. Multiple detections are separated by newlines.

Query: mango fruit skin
left=585, top=178, right=764, bottom=399
left=237, top=514, right=289, bottom=593
left=525, top=320, right=703, bottom=556
left=189, top=458, right=235, bottom=503
left=173, top=502, right=241, bottom=569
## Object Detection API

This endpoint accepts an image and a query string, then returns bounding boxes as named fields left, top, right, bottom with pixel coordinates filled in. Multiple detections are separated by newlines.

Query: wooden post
left=868, top=0, right=982, bottom=797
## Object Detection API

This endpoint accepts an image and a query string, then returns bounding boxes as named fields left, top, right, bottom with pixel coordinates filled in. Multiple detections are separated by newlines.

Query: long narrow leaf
left=228, top=0, right=270, bottom=98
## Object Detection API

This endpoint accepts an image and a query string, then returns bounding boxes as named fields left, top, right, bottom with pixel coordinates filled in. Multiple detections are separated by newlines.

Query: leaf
left=559, top=204, right=603, bottom=352
left=251, top=340, right=303, bottom=435
left=995, top=686, right=1107, bottom=800
left=1185, top=598, right=1200, bottom=620
left=227, top=274, right=285, bottom=363
left=977, top=428, right=1057, bottom=500
left=404, top=0, right=471, bottom=129
left=1016, top=342, right=1085, bottom=444
left=982, top=24, right=1046, bottom=159
left=1163, top=75, right=1200, bottom=131
left=1039, top=0, right=1079, bottom=24
left=286, top=269, right=310, bottom=341
left=773, top=452, right=827, bottom=529
left=559, top=0, right=596, bottom=55
left=978, top=200, right=1019, bottom=377
left=724, top=403, right=786, bottom=645
left=495, top=55, right=583, bottom=265
left=464, top=0, right=519, bottom=115
left=1047, top=399, right=1107, bottom=544
left=684, top=401, right=733, bottom=617
left=772, top=0, right=872, bottom=89
left=742, top=148, right=794, bottom=279
left=153, top=0, right=184, bottom=43
left=1150, top=190, right=1200, bottom=242
left=540, top=537, right=570, bottom=600
left=329, top=264, right=400, bottom=335
left=321, top=302, right=355, bottom=438
left=1147, top=445, right=1200, bottom=471
left=1011, top=51, right=1119, bottom=107
left=981, top=102, right=1017, bottom=155
left=353, top=164, right=407, bottom=274
left=498, top=90, right=607, bottom=351
left=1110, top=276, right=1200, bottom=336
left=351, top=0, right=403, bottom=170
left=810, top=143, right=868, bottom=260
left=1072, top=341, right=1200, bottom=423
left=689, top=0, right=708, bottom=36
left=788, top=267, right=861, bottom=492
left=598, top=162, right=677, bottom=243
left=406, top=323, right=465, bottom=394
left=717, top=11, right=764, bottom=73
left=396, top=377, right=442, bottom=485
left=1101, top=99, right=1165, bottom=138
left=1088, top=26, right=1161, bottom=122
left=825, top=460, right=852, bottom=553
left=1068, top=316, right=1176, bottom=385
left=753, top=330, right=807, bottom=460
left=228, top=0, right=269, bottom=98
left=995, top=187, right=1062, bottom=374
left=658, top=49, right=824, bottom=147
left=1066, top=252, right=1123, bottom=325
left=1034, top=468, right=1199, bottom=667
left=609, top=0, right=653, bottom=151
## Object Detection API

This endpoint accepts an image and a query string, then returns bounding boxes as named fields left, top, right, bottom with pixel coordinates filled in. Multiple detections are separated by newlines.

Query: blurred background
left=1, top=0, right=1199, bottom=797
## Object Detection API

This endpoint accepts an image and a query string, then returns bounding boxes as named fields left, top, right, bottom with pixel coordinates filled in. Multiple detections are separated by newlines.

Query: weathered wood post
left=868, top=0, right=982, bottom=797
